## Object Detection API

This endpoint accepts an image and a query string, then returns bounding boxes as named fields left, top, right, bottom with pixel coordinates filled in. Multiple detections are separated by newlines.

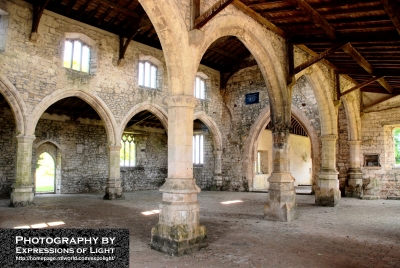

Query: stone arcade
left=0, top=0, right=400, bottom=260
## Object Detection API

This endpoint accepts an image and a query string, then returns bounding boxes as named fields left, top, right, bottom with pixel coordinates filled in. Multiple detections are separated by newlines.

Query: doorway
left=35, top=152, right=55, bottom=193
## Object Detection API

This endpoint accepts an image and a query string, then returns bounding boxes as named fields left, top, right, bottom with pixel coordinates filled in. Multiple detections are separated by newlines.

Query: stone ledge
left=362, top=195, right=380, bottom=200
left=387, top=196, right=400, bottom=200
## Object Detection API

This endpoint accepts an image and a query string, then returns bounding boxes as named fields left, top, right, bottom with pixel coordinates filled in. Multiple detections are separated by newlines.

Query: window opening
left=394, top=128, right=400, bottom=164
left=35, top=152, right=55, bottom=193
left=194, top=76, right=205, bottom=99
left=120, top=134, right=136, bottom=167
left=193, top=134, right=204, bottom=165
left=63, top=39, right=90, bottom=73
left=139, top=61, right=158, bottom=89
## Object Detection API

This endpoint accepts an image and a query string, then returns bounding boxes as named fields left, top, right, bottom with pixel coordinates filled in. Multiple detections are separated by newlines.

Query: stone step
left=362, top=195, right=380, bottom=200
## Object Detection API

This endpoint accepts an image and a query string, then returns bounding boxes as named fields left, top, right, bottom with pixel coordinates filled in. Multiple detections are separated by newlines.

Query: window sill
left=362, top=166, right=381, bottom=170
left=193, top=165, right=204, bottom=168
left=139, top=85, right=159, bottom=90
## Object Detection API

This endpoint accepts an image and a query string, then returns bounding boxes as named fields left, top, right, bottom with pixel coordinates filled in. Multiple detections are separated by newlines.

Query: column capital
left=166, top=95, right=198, bottom=108
left=271, top=123, right=291, bottom=134
left=16, top=135, right=36, bottom=143
left=213, top=150, right=222, bottom=157
left=320, top=134, right=337, bottom=142
left=348, top=140, right=362, bottom=146
left=108, top=144, right=122, bottom=151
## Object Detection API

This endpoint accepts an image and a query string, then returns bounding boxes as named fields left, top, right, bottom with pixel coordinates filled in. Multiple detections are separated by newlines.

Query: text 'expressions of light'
left=220, top=200, right=243, bottom=205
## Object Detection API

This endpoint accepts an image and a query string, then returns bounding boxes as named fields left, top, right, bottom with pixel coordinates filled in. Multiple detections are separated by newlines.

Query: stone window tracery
left=138, top=60, right=158, bottom=89
left=63, top=39, right=91, bottom=73
left=120, top=134, right=136, bottom=167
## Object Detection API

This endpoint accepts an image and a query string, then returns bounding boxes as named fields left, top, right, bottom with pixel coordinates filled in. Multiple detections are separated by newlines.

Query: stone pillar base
left=151, top=178, right=207, bottom=256
left=214, top=175, right=222, bottom=186
left=264, top=173, right=296, bottom=222
left=315, top=187, right=340, bottom=206
left=345, top=169, right=363, bottom=198
left=103, top=186, right=124, bottom=200
left=315, top=170, right=340, bottom=207
left=10, top=185, right=34, bottom=207
left=151, top=223, right=207, bottom=256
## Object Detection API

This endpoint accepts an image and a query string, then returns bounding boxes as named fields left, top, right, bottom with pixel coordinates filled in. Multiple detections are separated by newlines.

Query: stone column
left=264, top=125, right=296, bottom=222
left=10, top=135, right=35, bottom=207
left=151, top=96, right=206, bottom=256
left=104, top=144, right=123, bottom=200
left=315, top=134, right=340, bottom=206
left=213, top=150, right=222, bottom=186
left=345, top=140, right=363, bottom=198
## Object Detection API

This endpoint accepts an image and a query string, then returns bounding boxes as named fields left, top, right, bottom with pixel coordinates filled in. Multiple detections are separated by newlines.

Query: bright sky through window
left=139, top=61, right=157, bottom=89
left=193, top=134, right=204, bottom=165
left=194, top=76, right=205, bottom=99
left=63, top=40, right=90, bottom=73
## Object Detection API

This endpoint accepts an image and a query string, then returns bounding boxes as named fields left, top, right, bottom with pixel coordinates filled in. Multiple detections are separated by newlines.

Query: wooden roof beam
left=381, top=0, right=400, bottom=35
left=77, top=0, right=94, bottom=18
left=194, top=0, right=234, bottom=29
left=341, top=76, right=383, bottom=96
left=294, top=43, right=347, bottom=74
left=232, top=0, right=287, bottom=38
left=288, top=0, right=336, bottom=40
left=342, top=43, right=393, bottom=93
left=96, top=0, right=137, bottom=16
left=30, top=0, right=50, bottom=42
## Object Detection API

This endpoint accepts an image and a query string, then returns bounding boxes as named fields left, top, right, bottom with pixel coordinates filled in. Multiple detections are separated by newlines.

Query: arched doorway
left=35, top=152, right=55, bottom=193
left=253, top=116, right=313, bottom=192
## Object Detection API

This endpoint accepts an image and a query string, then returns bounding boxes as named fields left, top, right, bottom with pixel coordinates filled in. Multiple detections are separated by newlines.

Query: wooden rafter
left=288, top=0, right=336, bottom=40
left=232, top=0, right=287, bottom=38
left=337, top=68, right=400, bottom=76
left=381, top=0, right=400, bottom=35
left=341, top=76, right=383, bottom=96
left=30, top=0, right=50, bottom=41
left=65, top=0, right=77, bottom=15
left=342, top=43, right=393, bottom=93
left=211, top=47, right=240, bottom=61
left=77, top=0, right=94, bottom=18
left=294, top=43, right=346, bottom=74
left=194, top=0, right=234, bottom=29
left=96, top=0, right=137, bottom=17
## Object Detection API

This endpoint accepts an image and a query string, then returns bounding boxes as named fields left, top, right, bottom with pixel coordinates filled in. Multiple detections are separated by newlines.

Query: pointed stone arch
left=0, top=73, right=27, bottom=135
left=119, top=102, right=168, bottom=140
left=193, top=111, right=222, bottom=151
left=27, top=90, right=118, bottom=145
left=194, top=10, right=288, bottom=125
left=295, top=69, right=337, bottom=136
left=138, top=0, right=193, bottom=95
left=243, top=105, right=320, bottom=190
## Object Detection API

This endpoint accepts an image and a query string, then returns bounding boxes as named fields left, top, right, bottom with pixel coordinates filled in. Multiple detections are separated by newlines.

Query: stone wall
left=33, top=117, right=109, bottom=194
left=361, top=108, right=400, bottom=198
left=193, top=132, right=215, bottom=189
left=220, top=67, right=322, bottom=191
left=337, top=104, right=350, bottom=195
left=0, top=107, right=16, bottom=196
left=120, top=131, right=167, bottom=190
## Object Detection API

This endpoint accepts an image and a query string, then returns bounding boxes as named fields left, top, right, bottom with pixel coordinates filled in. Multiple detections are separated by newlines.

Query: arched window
left=120, top=134, right=136, bottom=167
left=194, top=76, right=206, bottom=99
left=193, top=134, right=204, bottom=165
left=138, top=61, right=158, bottom=89
left=63, top=39, right=90, bottom=73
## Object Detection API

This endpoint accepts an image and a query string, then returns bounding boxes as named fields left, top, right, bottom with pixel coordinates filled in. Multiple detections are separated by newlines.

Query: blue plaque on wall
left=245, top=92, right=259, bottom=105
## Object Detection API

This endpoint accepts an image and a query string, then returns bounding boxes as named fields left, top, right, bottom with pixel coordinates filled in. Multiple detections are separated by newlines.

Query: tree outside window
left=120, top=134, right=136, bottom=167
left=394, top=128, right=400, bottom=164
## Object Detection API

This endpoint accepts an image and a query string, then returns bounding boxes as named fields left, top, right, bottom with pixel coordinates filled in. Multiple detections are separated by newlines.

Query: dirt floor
left=1, top=190, right=399, bottom=268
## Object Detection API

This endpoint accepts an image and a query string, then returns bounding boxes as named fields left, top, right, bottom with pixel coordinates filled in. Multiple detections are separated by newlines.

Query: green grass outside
left=36, top=185, right=54, bottom=193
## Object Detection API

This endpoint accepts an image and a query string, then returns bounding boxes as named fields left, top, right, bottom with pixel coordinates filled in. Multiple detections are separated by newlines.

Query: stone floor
left=0, top=190, right=399, bottom=268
